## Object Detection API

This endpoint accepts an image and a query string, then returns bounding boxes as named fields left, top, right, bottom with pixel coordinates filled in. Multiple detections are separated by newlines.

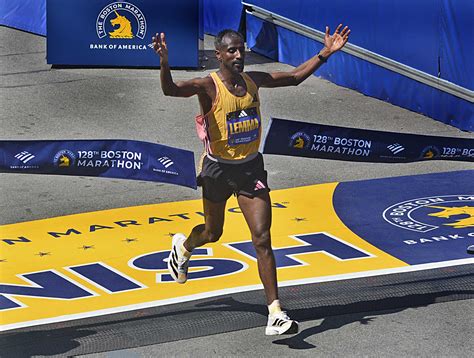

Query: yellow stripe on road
left=0, top=182, right=407, bottom=330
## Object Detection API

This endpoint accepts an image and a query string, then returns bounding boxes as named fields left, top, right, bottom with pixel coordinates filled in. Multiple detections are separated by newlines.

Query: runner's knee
left=252, top=230, right=271, bottom=252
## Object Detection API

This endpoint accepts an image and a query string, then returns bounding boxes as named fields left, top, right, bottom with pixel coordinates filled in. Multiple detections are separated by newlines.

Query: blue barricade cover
left=245, top=1, right=473, bottom=132
left=246, top=0, right=440, bottom=77
left=262, top=117, right=474, bottom=163
left=0, top=0, right=46, bottom=35
left=0, top=140, right=197, bottom=189
left=203, top=0, right=242, bottom=35
left=440, top=0, right=474, bottom=91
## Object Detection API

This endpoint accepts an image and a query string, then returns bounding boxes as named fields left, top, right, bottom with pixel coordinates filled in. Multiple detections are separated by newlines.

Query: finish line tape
left=0, top=139, right=197, bottom=189
left=262, top=117, right=474, bottom=163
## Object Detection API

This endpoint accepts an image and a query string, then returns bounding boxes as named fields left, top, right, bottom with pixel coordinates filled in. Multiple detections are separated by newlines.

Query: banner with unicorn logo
left=0, top=139, right=197, bottom=189
left=263, top=117, right=474, bottom=163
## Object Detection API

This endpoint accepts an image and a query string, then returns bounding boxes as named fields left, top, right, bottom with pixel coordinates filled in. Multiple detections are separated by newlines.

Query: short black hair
left=214, top=29, right=244, bottom=49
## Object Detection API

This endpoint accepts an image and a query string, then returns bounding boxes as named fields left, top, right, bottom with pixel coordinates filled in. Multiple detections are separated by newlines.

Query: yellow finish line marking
left=0, top=182, right=407, bottom=330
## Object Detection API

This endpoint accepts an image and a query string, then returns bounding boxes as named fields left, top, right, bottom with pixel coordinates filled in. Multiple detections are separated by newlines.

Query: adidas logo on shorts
left=254, top=180, right=266, bottom=191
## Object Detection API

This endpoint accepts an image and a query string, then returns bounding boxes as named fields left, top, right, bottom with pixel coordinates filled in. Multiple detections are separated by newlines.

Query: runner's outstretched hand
left=324, top=24, right=350, bottom=54
left=152, top=32, right=168, bottom=63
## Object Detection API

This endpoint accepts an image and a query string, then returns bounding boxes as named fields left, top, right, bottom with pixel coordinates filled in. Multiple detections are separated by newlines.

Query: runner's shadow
left=270, top=289, right=474, bottom=350
left=3, top=289, right=471, bottom=356
left=0, top=328, right=96, bottom=358
left=194, top=296, right=397, bottom=350
left=272, top=312, right=381, bottom=349
left=0, top=297, right=265, bottom=357
left=197, top=289, right=474, bottom=350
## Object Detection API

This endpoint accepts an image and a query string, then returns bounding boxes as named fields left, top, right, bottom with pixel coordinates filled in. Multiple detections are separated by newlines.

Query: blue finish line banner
left=0, top=140, right=197, bottom=189
left=263, top=118, right=474, bottom=163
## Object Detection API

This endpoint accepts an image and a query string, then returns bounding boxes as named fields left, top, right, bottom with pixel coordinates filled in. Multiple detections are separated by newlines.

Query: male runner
left=152, top=24, right=350, bottom=335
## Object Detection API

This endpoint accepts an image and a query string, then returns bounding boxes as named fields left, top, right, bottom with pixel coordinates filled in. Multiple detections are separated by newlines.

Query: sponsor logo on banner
left=158, top=156, right=174, bottom=168
left=381, top=143, right=407, bottom=160
left=387, top=143, right=405, bottom=155
left=14, top=151, right=35, bottom=164
left=53, top=150, right=76, bottom=168
left=10, top=151, right=39, bottom=169
left=153, top=156, right=178, bottom=176
left=91, top=2, right=148, bottom=51
left=290, top=132, right=311, bottom=149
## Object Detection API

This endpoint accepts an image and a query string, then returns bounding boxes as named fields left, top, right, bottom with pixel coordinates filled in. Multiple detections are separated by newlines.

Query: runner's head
left=215, top=29, right=245, bottom=73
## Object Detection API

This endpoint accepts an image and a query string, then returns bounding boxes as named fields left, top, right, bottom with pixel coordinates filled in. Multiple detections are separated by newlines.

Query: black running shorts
left=197, top=153, right=270, bottom=203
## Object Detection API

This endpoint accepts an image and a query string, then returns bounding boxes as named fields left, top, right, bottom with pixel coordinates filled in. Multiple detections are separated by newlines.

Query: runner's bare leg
left=184, top=198, right=226, bottom=251
left=238, top=191, right=278, bottom=304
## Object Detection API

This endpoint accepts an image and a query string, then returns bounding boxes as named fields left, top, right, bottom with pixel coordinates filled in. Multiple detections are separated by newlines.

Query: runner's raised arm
left=152, top=32, right=210, bottom=98
left=248, top=24, right=350, bottom=88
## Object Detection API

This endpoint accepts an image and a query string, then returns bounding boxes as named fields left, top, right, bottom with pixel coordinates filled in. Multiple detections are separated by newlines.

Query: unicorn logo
left=420, top=146, right=440, bottom=160
left=293, top=137, right=305, bottom=149
left=53, top=149, right=76, bottom=168
left=96, top=2, right=147, bottom=40
left=424, top=150, right=435, bottom=159
left=290, top=132, right=311, bottom=150
left=428, top=205, right=474, bottom=229
left=109, top=11, right=134, bottom=39
left=58, top=155, right=70, bottom=167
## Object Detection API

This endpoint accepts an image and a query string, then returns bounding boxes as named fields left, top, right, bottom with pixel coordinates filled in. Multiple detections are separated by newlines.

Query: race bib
left=226, top=107, right=261, bottom=146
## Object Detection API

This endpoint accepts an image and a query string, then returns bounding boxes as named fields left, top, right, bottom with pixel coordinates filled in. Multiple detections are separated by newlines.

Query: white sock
left=180, top=242, right=192, bottom=258
left=268, top=299, right=282, bottom=315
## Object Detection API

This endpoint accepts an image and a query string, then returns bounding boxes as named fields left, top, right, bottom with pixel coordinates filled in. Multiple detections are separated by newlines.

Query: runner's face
left=216, top=35, right=245, bottom=73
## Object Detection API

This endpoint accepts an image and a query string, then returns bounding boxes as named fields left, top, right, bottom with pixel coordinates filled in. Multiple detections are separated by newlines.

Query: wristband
left=317, top=53, right=328, bottom=63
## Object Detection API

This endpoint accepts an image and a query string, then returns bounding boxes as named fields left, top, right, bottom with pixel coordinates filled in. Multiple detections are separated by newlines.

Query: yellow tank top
left=195, top=72, right=262, bottom=163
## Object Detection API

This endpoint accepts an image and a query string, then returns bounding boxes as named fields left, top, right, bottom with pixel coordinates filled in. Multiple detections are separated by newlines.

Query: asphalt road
left=1, top=26, right=473, bottom=357
left=81, top=300, right=473, bottom=358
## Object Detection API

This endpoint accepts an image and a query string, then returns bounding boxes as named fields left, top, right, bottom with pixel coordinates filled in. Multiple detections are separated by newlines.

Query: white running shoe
left=265, top=311, right=299, bottom=335
left=167, top=233, right=191, bottom=284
